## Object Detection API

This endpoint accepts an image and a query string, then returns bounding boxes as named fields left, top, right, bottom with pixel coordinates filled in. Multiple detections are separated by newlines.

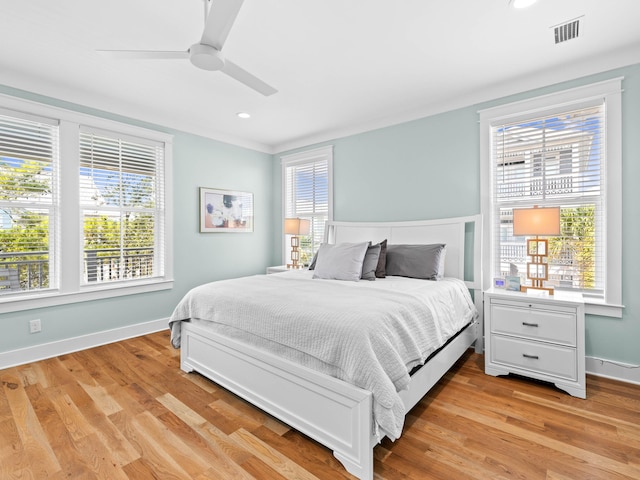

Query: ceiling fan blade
left=221, top=60, right=277, bottom=96
left=201, top=0, right=245, bottom=50
left=97, top=50, right=189, bottom=60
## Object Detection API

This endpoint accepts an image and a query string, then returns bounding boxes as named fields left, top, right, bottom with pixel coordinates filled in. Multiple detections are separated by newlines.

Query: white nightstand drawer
left=490, top=303, right=576, bottom=346
left=491, top=335, right=577, bottom=381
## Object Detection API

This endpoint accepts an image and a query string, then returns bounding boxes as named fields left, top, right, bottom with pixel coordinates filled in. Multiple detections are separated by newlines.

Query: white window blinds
left=80, top=127, right=164, bottom=284
left=491, top=102, right=604, bottom=295
left=0, top=109, right=59, bottom=293
left=282, top=146, right=333, bottom=265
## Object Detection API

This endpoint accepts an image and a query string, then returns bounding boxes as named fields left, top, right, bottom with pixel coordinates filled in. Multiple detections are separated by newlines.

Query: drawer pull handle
left=522, top=322, right=539, bottom=327
left=522, top=354, right=539, bottom=360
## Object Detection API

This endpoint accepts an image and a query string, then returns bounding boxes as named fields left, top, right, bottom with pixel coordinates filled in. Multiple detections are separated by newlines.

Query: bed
left=169, top=215, right=483, bottom=480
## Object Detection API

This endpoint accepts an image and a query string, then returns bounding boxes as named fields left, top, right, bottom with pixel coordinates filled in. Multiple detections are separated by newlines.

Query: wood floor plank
left=1, top=331, right=640, bottom=479
left=231, top=427, right=321, bottom=480
left=109, top=409, right=192, bottom=479
left=3, top=377, right=61, bottom=477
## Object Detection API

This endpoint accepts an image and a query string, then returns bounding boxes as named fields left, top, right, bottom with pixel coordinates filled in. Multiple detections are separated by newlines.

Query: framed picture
left=505, top=275, right=521, bottom=291
left=199, top=187, right=253, bottom=233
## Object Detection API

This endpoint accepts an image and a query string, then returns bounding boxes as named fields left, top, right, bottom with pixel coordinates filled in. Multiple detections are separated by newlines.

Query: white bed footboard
left=181, top=319, right=478, bottom=480
left=181, top=321, right=377, bottom=479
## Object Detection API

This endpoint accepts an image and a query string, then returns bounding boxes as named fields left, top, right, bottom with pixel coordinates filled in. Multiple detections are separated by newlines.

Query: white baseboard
left=586, top=356, right=640, bottom=386
left=4, top=327, right=640, bottom=389
left=0, top=318, right=169, bottom=370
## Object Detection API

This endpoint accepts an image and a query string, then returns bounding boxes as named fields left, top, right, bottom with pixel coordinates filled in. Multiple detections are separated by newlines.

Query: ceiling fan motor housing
left=189, top=43, right=224, bottom=71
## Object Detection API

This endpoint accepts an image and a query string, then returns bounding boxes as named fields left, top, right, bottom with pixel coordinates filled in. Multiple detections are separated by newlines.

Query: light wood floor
left=1, top=330, right=639, bottom=479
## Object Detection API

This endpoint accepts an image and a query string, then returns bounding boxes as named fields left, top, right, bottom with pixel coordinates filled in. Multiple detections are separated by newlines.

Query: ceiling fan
left=98, top=0, right=277, bottom=96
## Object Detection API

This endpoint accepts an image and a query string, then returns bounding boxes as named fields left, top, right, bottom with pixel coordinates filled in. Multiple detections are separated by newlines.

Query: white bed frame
left=179, top=215, right=483, bottom=480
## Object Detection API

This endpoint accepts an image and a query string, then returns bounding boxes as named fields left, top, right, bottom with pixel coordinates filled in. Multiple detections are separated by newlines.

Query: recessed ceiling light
left=510, top=0, right=538, bottom=8
left=236, top=112, right=251, bottom=119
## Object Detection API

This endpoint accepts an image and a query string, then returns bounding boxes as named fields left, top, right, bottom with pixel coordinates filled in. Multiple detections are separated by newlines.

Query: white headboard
left=324, top=215, right=482, bottom=291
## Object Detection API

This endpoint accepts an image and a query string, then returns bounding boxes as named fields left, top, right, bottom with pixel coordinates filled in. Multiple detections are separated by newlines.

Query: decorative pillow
left=312, top=242, right=370, bottom=281
left=385, top=243, right=446, bottom=280
left=308, top=248, right=319, bottom=270
left=360, top=243, right=381, bottom=281
left=375, top=239, right=388, bottom=278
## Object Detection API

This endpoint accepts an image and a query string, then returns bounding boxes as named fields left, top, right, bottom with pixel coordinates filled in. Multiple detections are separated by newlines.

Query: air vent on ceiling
left=553, top=17, right=582, bottom=44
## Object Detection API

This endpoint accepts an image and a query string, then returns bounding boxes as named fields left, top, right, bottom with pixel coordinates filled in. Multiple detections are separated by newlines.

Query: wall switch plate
left=29, top=319, right=41, bottom=334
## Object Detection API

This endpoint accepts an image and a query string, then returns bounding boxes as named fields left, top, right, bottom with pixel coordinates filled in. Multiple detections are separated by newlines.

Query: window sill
left=584, top=298, right=624, bottom=318
left=0, top=279, right=174, bottom=314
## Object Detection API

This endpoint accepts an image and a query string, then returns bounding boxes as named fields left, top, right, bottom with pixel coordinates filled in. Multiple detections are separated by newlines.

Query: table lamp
left=513, top=206, right=561, bottom=294
left=284, top=218, right=310, bottom=269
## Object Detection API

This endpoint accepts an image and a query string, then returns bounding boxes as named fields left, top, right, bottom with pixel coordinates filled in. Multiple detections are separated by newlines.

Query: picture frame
left=505, top=275, right=521, bottom=291
left=199, top=187, right=253, bottom=233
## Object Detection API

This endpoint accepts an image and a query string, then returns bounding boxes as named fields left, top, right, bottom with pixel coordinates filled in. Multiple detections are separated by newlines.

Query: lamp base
left=520, top=285, right=554, bottom=295
left=286, top=263, right=305, bottom=270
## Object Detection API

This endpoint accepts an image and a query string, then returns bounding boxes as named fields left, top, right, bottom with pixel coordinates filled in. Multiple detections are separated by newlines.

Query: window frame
left=0, top=94, right=173, bottom=314
left=480, top=78, right=623, bottom=317
left=280, top=145, right=333, bottom=265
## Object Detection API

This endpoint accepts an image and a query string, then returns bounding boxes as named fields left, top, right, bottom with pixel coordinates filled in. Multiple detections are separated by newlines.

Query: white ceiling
left=1, top=0, right=639, bottom=154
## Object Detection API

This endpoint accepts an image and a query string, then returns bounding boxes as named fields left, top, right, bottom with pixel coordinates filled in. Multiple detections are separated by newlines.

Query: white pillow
left=312, top=242, right=370, bottom=282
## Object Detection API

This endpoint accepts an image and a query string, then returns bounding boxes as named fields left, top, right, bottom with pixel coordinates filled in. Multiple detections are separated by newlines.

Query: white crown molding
left=272, top=44, right=640, bottom=154
left=3, top=44, right=639, bottom=156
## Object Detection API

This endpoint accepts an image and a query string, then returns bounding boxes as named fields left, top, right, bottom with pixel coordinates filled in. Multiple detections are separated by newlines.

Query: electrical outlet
left=29, top=319, right=41, bottom=334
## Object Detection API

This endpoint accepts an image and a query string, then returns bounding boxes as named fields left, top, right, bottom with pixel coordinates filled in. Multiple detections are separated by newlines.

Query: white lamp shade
left=284, top=218, right=311, bottom=235
left=513, top=207, right=561, bottom=236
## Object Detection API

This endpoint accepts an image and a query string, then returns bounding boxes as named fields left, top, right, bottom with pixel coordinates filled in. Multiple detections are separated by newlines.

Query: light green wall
left=2, top=62, right=638, bottom=366
left=274, top=63, right=640, bottom=365
left=0, top=86, right=275, bottom=353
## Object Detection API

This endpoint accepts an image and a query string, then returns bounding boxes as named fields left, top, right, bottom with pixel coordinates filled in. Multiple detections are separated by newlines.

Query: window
left=0, top=109, right=58, bottom=293
left=480, top=79, right=622, bottom=317
left=0, top=95, right=173, bottom=312
left=281, top=146, right=333, bottom=265
left=80, top=128, right=164, bottom=284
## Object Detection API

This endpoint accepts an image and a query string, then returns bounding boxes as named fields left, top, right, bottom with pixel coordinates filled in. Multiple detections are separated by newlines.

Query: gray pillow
left=375, top=239, right=388, bottom=278
left=361, top=243, right=381, bottom=281
left=312, top=242, right=370, bottom=281
left=385, top=243, right=446, bottom=280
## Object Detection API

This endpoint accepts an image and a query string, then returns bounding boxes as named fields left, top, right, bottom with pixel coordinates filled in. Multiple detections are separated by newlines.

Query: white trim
left=0, top=92, right=172, bottom=144
left=0, top=279, right=173, bottom=314
left=0, top=317, right=169, bottom=370
left=280, top=145, right=334, bottom=166
left=477, top=77, right=624, bottom=120
left=479, top=78, right=623, bottom=318
left=586, top=356, right=640, bottom=386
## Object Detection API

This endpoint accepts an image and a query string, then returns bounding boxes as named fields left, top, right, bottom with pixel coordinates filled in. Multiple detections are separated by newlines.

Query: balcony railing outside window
left=0, top=248, right=154, bottom=294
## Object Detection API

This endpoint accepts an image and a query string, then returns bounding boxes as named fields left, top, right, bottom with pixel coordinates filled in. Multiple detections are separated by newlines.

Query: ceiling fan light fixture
left=510, top=0, right=538, bottom=8
left=189, top=43, right=224, bottom=71
left=236, top=112, right=251, bottom=119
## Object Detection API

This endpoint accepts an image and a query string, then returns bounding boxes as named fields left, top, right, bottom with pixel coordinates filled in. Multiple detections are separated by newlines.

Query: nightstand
left=484, top=287, right=586, bottom=398
left=266, top=265, right=289, bottom=274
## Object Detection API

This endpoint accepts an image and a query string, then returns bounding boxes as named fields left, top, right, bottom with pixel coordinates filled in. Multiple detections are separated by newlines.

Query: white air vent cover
left=553, top=17, right=583, bottom=44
